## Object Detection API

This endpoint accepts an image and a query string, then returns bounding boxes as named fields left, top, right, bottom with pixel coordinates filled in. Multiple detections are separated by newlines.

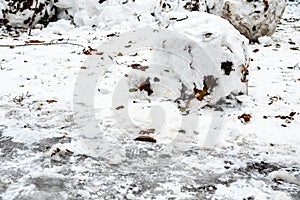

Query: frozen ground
left=0, top=1, right=300, bottom=200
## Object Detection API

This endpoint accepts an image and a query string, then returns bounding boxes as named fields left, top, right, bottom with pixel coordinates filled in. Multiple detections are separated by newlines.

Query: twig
left=182, top=95, right=195, bottom=111
left=0, top=42, right=85, bottom=48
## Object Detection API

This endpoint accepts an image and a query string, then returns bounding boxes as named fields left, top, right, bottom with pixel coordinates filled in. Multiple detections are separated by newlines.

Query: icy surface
left=0, top=1, right=299, bottom=200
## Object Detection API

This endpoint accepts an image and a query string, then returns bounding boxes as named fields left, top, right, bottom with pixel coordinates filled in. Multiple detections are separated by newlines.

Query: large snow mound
left=0, top=0, right=285, bottom=41
left=160, top=11, right=249, bottom=102
left=220, top=0, right=286, bottom=42
left=0, top=0, right=56, bottom=28
left=72, top=12, right=249, bottom=157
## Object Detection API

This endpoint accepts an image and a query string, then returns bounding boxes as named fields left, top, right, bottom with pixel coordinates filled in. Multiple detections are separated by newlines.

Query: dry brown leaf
left=130, top=63, right=149, bottom=71
left=134, top=136, right=156, bottom=143
left=139, top=77, right=153, bottom=96
left=83, top=46, right=96, bottom=55
left=115, top=105, right=125, bottom=110
left=238, top=113, right=252, bottom=123
left=290, top=47, right=299, bottom=51
left=25, top=40, right=45, bottom=44
left=193, top=82, right=209, bottom=101
left=275, top=112, right=297, bottom=121
left=46, top=100, right=57, bottom=104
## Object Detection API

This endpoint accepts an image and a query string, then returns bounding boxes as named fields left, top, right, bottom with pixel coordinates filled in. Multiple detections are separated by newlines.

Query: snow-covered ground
left=0, top=1, right=299, bottom=200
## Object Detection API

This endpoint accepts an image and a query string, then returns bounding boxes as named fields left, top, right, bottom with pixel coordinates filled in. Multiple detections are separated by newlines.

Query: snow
left=0, top=1, right=300, bottom=200
left=220, top=0, right=286, bottom=42
left=0, top=0, right=56, bottom=28
left=170, top=11, right=249, bottom=97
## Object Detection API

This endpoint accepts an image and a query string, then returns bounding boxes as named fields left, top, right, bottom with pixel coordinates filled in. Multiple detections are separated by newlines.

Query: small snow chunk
left=126, top=193, right=135, bottom=200
left=258, top=36, right=273, bottom=45
left=269, top=171, right=300, bottom=185
left=77, top=190, right=91, bottom=198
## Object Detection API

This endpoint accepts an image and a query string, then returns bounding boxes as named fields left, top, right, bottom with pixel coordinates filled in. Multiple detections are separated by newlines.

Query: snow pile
left=53, top=0, right=140, bottom=30
left=220, top=0, right=286, bottom=42
left=0, top=0, right=56, bottom=28
left=0, top=0, right=285, bottom=41
left=155, top=11, right=249, bottom=103
left=74, top=12, right=248, bottom=160
left=182, top=0, right=286, bottom=41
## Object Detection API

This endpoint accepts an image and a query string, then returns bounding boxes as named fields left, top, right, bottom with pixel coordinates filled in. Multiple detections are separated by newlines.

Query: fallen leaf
left=268, top=96, right=282, bottom=105
left=25, top=40, right=45, bottom=44
left=96, top=52, right=104, bottom=55
left=153, top=77, right=160, bottom=82
left=221, top=61, right=234, bottom=75
left=107, top=33, right=118, bottom=37
left=83, top=46, right=96, bottom=55
left=139, top=77, right=153, bottom=96
left=288, top=40, right=296, bottom=45
left=264, top=44, right=272, bottom=47
left=46, top=100, right=57, bottom=104
left=238, top=113, right=252, bottom=123
left=134, top=136, right=156, bottom=143
left=129, top=63, right=149, bottom=71
left=130, top=53, right=138, bottom=56
left=115, top=105, right=125, bottom=110
left=263, top=0, right=269, bottom=11
left=275, top=112, right=296, bottom=121
left=193, top=82, right=209, bottom=101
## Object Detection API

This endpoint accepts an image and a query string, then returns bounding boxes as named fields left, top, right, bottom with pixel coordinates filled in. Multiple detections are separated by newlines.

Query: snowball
left=221, top=0, right=286, bottom=42
left=154, top=12, right=249, bottom=104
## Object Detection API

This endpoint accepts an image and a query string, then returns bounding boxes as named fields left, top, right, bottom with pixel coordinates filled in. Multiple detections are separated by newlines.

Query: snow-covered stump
left=182, top=0, right=286, bottom=42
left=0, top=0, right=56, bottom=29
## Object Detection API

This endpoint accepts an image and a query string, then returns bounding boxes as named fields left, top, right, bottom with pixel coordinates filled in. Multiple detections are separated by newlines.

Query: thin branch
left=0, top=42, right=85, bottom=48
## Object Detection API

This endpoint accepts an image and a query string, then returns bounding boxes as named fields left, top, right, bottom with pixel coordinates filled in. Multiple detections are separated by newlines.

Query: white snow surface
left=0, top=1, right=299, bottom=200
